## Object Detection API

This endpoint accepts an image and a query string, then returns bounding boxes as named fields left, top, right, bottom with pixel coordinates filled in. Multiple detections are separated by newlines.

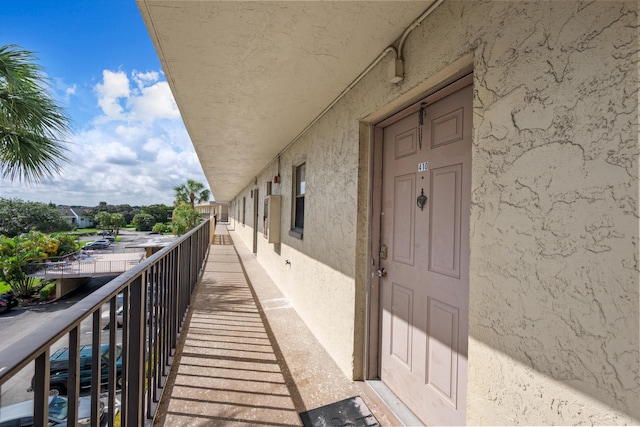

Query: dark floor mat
left=299, top=396, right=381, bottom=427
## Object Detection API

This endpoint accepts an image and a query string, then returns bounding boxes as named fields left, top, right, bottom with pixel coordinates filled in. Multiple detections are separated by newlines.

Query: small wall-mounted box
left=263, top=195, right=281, bottom=243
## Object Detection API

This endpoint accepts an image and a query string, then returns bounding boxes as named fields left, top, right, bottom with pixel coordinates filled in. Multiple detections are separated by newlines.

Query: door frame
left=253, top=188, right=259, bottom=253
left=366, top=73, right=473, bottom=380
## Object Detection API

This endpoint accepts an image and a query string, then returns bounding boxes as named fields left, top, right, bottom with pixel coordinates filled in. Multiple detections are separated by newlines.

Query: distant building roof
left=57, top=207, right=75, bottom=217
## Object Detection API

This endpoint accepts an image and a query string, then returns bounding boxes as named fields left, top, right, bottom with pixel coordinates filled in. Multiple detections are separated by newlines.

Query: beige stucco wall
left=231, top=105, right=362, bottom=376
left=453, top=2, right=638, bottom=424
left=230, top=0, right=638, bottom=424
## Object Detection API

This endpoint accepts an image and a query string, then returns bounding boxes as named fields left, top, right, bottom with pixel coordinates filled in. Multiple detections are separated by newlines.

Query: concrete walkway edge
left=228, top=229, right=403, bottom=426
left=152, top=224, right=403, bottom=426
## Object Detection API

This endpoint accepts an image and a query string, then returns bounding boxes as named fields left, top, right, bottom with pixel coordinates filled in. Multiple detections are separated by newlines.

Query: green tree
left=86, top=202, right=139, bottom=224
left=0, top=44, right=70, bottom=182
left=141, top=204, right=173, bottom=224
left=0, top=231, right=77, bottom=298
left=0, top=198, right=72, bottom=237
left=0, top=235, right=41, bottom=297
left=171, top=204, right=203, bottom=236
left=93, top=212, right=126, bottom=236
left=132, top=213, right=155, bottom=231
left=152, top=222, right=170, bottom=234
left=110, top=213, right=126, bottom=236
left=174, top=179, right=210, bottom=209
left=94, top=211, right=112, bottom=230
left=48, top=233, right=78, bottom=256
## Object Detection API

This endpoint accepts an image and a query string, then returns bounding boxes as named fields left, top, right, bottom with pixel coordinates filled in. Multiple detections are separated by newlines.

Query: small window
left=290, top=163, right=305, bottom=238
left=267, top=181, right=272, bottom=196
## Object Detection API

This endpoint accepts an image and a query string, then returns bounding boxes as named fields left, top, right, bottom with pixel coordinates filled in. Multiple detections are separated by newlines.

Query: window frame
left=289, top=162, right=305, bottom=239
left=242, top=197, right=246, bottom=225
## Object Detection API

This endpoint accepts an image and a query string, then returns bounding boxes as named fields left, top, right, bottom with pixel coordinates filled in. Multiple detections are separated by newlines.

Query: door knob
left=376, top=268, right=387, bottom=278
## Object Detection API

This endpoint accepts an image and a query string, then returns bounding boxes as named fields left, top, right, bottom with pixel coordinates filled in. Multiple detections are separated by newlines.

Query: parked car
left=101, top=304, right=123, bottom=328
left=29, top=344, right=123, bottom=396
left=0, top=292, right=18, bottom=314
left=0, top=395, right=104, bottom=427
left=103, top=236, right=116, bottom=243
left=83, top=241, right=109, bottom=250
left=97, top=230, right=112, bottom=236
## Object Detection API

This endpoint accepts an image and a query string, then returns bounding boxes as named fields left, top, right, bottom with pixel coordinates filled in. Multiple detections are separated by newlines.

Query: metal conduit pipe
left=398, top=0, right=446, bottom=60
left=283, top=46, right=397, bottom=150
left=258, top=0, right=445, bottom=178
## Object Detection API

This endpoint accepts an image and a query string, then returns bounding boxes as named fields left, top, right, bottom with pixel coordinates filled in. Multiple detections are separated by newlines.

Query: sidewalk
left=152, top=224, right=402, bottom=426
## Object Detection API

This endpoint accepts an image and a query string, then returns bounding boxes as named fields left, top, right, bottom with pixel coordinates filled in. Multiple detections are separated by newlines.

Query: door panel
left=395, top=128, right=419, bottom=159
left=427, top=297, right=459, bottom=404
left=379, top=82, right=471, bottom=426
left=391, top=282, right=413, bottom=367
left=431, top=107, right=464, bottom=148
left=429, top=164, right=462, bottom=278
left=393, top=174, right=415, bottom=265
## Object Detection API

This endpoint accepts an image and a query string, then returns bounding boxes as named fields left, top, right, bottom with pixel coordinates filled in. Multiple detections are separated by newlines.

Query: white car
left=0, top=395, right=104, bottom=426
left=102, top=306, right=124, bottom=327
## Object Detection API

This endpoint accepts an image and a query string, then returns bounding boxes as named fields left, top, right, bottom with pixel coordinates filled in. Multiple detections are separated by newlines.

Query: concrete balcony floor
left=153, top=224, right=402, bottom=426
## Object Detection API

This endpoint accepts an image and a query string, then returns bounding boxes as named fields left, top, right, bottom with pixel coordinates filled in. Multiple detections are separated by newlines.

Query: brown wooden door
left=379, top=82, right=471, bottom=426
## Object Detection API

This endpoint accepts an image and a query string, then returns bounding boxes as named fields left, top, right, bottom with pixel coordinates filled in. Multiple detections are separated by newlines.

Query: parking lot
left=0, top=282, right=122, bottom=406
left=0, top=231, right=152, bottom=412
left=0, top=229, right=172, bottom=420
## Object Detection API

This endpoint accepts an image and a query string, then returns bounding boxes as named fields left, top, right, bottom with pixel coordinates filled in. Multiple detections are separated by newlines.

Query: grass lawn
left=74, top=228, right=100, bottom=234
left=1, top=280, right=51, bottom=298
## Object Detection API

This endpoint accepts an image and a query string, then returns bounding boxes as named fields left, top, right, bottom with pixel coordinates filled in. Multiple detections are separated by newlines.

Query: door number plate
left=418, top=162, right=429, bottom=172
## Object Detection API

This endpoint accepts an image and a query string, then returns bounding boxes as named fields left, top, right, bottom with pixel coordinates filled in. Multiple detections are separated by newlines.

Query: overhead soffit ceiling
left=137, top=1, right=433, bottom=202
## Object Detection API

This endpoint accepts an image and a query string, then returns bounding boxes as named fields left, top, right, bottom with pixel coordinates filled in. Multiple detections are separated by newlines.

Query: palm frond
left=0, top=44, right=70, bottom=182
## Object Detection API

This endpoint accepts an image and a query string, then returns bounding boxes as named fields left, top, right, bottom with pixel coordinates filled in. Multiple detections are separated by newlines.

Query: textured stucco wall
left=230, top=0, right=638, bottom=424
left=458, top=2, right=638, bottom=423
left=231, top=110, right=361, bottom=377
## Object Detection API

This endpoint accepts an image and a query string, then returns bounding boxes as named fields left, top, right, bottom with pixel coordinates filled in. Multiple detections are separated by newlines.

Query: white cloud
left=114, top=124, right=146, bottom=141
left=97, top=142, right=138, bottom=165
left=132, top=70, right=160, bottom=88
left=64, top=84, right=77, bottom=101
left=94, top=70, right=130, bottom=122
left=128, top=81, right=181, bottom=122
left=141, top=136, right=165, bottom=153
left=0, top=68, right=209, bottom=207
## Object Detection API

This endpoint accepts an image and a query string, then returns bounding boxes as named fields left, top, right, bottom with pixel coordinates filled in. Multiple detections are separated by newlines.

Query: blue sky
left=0, top=0, right=210, bottom=207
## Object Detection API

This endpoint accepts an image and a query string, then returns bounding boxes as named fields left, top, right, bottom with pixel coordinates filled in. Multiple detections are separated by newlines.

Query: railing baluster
left=33, top=350, right=50, bottom=426
left=91, top=308, right=102, bottom=427
left=108, top=295, right=117, bottom=427
left=126, top=275, right=146, bottom=427
left=67, top=326, right=80, bottom=427
left=146, top=266, right=154, bottom=416
left=0, top=219, right=210, bottom=426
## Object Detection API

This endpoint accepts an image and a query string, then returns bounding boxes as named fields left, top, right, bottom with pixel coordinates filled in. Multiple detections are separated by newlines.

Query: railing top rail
left=0, top=219, right=210, bottom=385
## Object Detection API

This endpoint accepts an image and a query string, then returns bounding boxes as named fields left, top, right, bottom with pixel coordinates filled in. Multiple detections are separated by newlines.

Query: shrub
left=132, top=213, right=155, bottom=231
left=152, top=223, right=170, bottom=234
left=39, top=281, right=56, bottom=299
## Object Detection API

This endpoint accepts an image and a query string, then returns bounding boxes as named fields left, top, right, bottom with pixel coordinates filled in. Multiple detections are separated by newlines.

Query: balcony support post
left=125, top=274, right=146, bottom=427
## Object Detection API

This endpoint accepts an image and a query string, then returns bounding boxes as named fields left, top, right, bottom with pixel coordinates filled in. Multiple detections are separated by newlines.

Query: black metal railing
left=0, top=220, right=210, bottom=426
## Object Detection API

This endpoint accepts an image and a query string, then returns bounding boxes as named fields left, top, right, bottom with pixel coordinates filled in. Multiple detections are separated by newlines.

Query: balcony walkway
left=152, top=224, right=402, bottom=426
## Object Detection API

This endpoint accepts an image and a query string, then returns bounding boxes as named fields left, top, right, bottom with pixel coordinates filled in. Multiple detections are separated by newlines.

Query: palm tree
left=0, top=44, right=70, bottom=182
left=174, top=179, right=211, bottom=209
